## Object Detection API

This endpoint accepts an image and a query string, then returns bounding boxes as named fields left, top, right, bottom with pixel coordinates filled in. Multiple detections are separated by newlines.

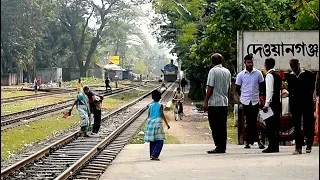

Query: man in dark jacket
left=105, top=76, right=112, bottom=92
left=180, top=78, right=188, bottom=93
left=83, top=86, right=104, bottom=134
left=262, top=58, right=282, bottom=153
left=287, top=58, right=316, bottom=155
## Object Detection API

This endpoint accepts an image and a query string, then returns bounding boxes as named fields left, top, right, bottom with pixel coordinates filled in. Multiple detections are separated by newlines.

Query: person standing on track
left=105, top=76, right=112, bottom=92
left=203, top=53, right=231, bottom=154
left=83, top=86, right=104, bottom=134
left=261, top=58, right=282, bottom=153
left=180, top=78, right=188, bottom=93
left=287, top=58, right=316, bottom=155
left=144, top=90, right=170, bottom=161
left=173, top=87, right=184, bottom=120
left=235, top=54, right=265, bottom=149
left=33, top=77, right=38, bottom=93
left=70, top=91, right=91, bottom=137
left=77, top=79, right=83, bottom=93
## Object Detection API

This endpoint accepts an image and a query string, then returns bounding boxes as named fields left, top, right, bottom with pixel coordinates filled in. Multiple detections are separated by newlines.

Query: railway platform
left=100, top=144, right=319, bottom=180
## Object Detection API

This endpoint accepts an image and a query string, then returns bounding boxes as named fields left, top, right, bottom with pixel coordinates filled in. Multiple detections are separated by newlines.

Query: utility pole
left=33, top=46, right=36, bottom=79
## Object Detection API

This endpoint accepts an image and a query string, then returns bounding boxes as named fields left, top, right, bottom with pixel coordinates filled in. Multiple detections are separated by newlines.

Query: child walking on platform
left=144, top=90, right=170, bottom=161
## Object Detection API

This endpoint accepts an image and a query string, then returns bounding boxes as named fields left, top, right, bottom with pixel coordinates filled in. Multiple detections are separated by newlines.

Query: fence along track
left=0, top=83, right=173, bottom=180
left=1, top=85, right=142, bottom=130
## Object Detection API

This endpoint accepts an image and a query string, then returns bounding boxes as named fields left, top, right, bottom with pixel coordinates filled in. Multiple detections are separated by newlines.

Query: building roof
left=104, top=64, right=126, bottom=71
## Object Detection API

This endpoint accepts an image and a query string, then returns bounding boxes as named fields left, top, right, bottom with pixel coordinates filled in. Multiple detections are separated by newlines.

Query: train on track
left=162, top=60, right=178, bottom=82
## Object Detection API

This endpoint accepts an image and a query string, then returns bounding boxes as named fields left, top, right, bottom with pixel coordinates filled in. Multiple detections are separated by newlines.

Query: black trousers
left=265, top=104, right=280, bottom=150
left=181, top=86, right=185, bottom=93
left=105, top=84, right=112, bottom=92
left=292, top=102, right=315, bottom=149
left=208, top=106, right=228, bottom=151
left=92, top=109, right=102, bottom=133
left=243, top=102, right=260, bottom=145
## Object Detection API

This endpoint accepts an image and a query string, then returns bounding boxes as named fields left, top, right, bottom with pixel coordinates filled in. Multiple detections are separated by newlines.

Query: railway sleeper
left=78, top=172, right=101, bottom=176
left=90, top=158, right=113, bottom=163
left=88, top=161, right=110, bottom=166
left=79, top=169, right=104, bottom=175
left=74, top=175, right=98, bottom=180
left=82, top=165, right=106, bottom=171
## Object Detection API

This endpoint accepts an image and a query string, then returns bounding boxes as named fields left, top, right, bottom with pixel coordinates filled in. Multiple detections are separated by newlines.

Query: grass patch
left=66, top=77, right=105, bottom=87
left=1, top=94, right=76, bottom=115
left=199, top=113, right=237, bottom=144
left=1, top=91, right=44, bottom=98
left=1, top=111, right=80, bottom=160
left=165, top=134, right=181, bottom=144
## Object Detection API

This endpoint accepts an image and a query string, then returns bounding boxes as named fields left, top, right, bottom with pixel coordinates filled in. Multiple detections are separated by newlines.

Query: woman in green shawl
left=70, top=91, right=91, bottom=137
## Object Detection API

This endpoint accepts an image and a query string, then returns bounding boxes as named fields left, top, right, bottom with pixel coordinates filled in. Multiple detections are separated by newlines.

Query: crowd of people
left=203, top=53, right=318, bottom=155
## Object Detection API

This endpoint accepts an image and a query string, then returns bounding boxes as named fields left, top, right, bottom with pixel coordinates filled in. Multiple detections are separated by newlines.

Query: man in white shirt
left=262, top=58, right=282, bottom=153
left=235, top=54, right=265, bottom=149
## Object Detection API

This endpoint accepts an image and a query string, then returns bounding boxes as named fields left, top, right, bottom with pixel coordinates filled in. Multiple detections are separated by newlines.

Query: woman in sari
left=70, top=91, right=91, bottom=137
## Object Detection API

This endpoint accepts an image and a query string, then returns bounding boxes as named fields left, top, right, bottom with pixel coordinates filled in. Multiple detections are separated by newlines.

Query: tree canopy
left=1, top=0, right=170, bottom=80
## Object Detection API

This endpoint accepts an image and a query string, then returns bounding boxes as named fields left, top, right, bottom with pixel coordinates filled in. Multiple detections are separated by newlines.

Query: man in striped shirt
left=203, top=53, right=231, bottom=154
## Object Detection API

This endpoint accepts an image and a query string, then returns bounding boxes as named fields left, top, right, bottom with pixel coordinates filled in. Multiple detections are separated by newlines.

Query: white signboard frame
left=237, top=31, right=319, bottom=73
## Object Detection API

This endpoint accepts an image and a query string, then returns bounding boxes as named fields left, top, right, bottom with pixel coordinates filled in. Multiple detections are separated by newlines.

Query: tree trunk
left=84, top=37, right=99, bottom=75
left=80, top=65, right=86, bottom=77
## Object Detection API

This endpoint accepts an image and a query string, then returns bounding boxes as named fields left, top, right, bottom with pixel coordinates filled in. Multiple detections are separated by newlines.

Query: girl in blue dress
left=144, top=90, right=170, bottom=161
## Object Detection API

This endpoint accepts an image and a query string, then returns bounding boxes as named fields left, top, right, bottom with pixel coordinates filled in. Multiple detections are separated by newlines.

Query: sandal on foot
left=150, top=156, right=160, bottom=161
left=293, top=149, right=302, bottom=155
left=306, top=147, right=312, bottom=153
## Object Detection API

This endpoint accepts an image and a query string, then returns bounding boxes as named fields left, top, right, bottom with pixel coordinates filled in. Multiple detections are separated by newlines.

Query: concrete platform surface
left=100, top=144, right=319, bottom=180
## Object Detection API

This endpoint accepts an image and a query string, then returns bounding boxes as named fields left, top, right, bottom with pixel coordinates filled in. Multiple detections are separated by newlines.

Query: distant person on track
left=158, top=75, right=163, bottom=83
left=287, top=58, right=316, bottom=155
left=58, top=76, right=62, bottom=88
left=105, top=76, right=112, bottom=92
left=144, top=90, right=170, bottom=161
left=77, top=79, right=83, bottom=93
left=173, top=87, right=184, bottom=119
left=261, top=58, right=282, bottom=153
left=235, top=54, right=265, bottom=149
left=34, top=78, right=38, bottom=93
left=83, top=86, right=104, bottom=134
left=115, top=75, right=119, bottom=88
left=203, top=53, right=231, bottom=154
left=70, top=91, right=91, bottom=137
left=180, top=78, right=188, bottom=93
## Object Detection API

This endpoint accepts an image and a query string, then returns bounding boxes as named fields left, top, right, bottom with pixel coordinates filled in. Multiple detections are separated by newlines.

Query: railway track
left=1, top=89, right=74, bottom=104
left=1, top=85, right=143, bottom=130
left=1, top=86, right=110, bottom=104
left=1, top=82, right=175, bottom=180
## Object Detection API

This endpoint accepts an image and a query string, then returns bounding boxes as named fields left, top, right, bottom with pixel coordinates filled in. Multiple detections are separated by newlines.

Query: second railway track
left=1, top=82, right=176, bottom=180
left=1, top=84, right=144, bottom=130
